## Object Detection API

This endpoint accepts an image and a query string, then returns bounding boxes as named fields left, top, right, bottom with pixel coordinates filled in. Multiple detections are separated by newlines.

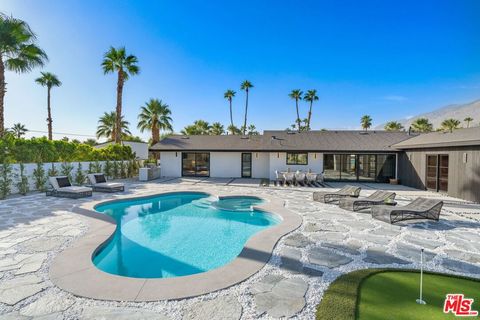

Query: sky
left=2, top=0, right=480, bottom=141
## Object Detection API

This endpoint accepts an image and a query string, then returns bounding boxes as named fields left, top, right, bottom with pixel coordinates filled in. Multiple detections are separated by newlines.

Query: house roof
left=150, top=130, right=414, bottom=152
left=392, top=127, right=480, bottom=149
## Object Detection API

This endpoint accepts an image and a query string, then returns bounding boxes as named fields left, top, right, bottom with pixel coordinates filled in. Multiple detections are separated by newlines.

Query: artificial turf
left=316, top=269, right=480, bottom=320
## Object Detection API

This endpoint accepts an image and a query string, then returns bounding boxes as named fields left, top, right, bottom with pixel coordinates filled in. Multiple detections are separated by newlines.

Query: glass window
left=286, top=152, right=308, bottom=165
left=323, top=154, right=341, bottom=180
left=182, top=152, right=210, bottom=177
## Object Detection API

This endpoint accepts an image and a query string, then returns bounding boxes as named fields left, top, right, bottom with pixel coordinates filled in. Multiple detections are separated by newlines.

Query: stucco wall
left=210, top=152, right=242, bottom=177
left=252, top=152, right=270, bottom=179
left=160, top=152, right=181, bottom=177
left=269, top=152, right=323, bottom=180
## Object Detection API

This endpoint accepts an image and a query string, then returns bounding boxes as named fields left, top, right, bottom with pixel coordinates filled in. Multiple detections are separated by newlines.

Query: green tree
left=83, top=138, right=97, bottom=146
left=35, top=72, right=61, bottom=140
left=441, top=118, right=461, bottom=133
left=289, top=89, right=303, bottom=131
left=240, top=80, right=253, bottom=135
left=227, top=124, right=241, bottom=135
left=210, top=122, right=224, bottom=135
left=10, top=123, right=27, bottom=138
left=96, top=111, right=131, bottom=140
left=224, top=89, right=236, bottom=133
left=247, top=124, right=259, bottom=135
left=181, top=120, right=211, bottom=135
left=101, top=46, right=139, bottom=143
left=361, top=115, right=372, bottom=131
left=384, top=121, right=404, bottom=131
left=304, top=89, right=319, bottom=130
left=0, top=14, right=48, bottom=135
left=464, top=116, right=474, bottom=128
left=411, top=118, right=433, bottom=132
left=137, top=98, right=173, bottom=145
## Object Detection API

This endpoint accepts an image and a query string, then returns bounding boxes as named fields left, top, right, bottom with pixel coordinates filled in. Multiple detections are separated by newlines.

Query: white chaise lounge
left=47, top=176, right=92, bottom=199
left=87, top=173, right=125, bottom=193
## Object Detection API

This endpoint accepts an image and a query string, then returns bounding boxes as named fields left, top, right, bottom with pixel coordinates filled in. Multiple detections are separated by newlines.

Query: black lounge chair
left=313, top=185, right=361, bottom=203
left=339, top=190, right=396, bottom=212
left=87, top=173, right=125, bottom=192
left=371, top=197, right=444, bottom=224
left=46, top=176, right=92, bottom=199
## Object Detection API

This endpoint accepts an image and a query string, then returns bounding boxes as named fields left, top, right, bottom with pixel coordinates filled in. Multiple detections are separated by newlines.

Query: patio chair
left=312, top=185, right=361, bottom=203
left=274, top=170, right=285, bottom=186
left=87, top=173, right=125, bottom=193
left=295, top=171, right=306, bottom=186
left=306, top=173, right=318, bottom=186
left=46, top=176, right=92, bottom=199
left=338, top=190, right=396, bottom=211
left=371, top=197, right=444, bottom=224
left=283, top=172, right=295, bottom=186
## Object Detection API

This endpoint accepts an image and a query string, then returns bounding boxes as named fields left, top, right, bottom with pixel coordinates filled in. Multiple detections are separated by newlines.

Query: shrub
left=119, top=161, right=126, bottom=179
left=104, top=160, right=112, bottom=178
left=47, top=163, right=58, bottom=177
left=112, top=161, right=119, bottom=179
left=15, top=163, right=29, bottom=195
left=93, top=161, right=103, bottom=173
left=0, top=160, right=12, bottom=199
left=60, top=162, right=74, bottom=181
left=33, top=162, right=47, bottom=191
left=74, top=163, right=86, bottom=185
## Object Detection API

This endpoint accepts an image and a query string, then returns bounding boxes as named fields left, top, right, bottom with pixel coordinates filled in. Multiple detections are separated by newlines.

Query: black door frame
left=425, top=154, right=448, bottom=192
left=241, top=153, right=252, bottom=178
left=181, top=152, right=210, bottom=177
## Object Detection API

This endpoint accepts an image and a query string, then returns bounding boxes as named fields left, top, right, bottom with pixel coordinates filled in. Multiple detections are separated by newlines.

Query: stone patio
left=0, top=178, right=479, bottom=319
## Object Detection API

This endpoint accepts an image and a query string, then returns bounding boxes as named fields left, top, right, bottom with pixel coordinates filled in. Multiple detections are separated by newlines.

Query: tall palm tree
left=289, top=89, right=303, bottom=131
left=210, top=122, right=225, bottom=135
left=304, top=89, right=319, bottom=130
left=0, top=14, right=48, bottom=135
left=227, top=124, right=241, bottom=135
left=224, top=89, right=236, bottom=134
left=384, top=121, right=404, bottom=131
left=240, top=80, right=253, bottom=135
left=411, top=118, right=433, bottom=132
left=96, top=111, right=131, bottom=140
left=441, top=118, right=461, bottom=133
left=464, top=116, right=474, bottom=128
left=101, top=47, right=139, bottom=143
left=10, top=123, right=27, bottom=138
left=181, top=120, right=211, bottom=135
left=137, top=99, right=173, bottom=145
left=361, top=115, right=372, bottom=131
left=35, top=72, right=61, bottom=140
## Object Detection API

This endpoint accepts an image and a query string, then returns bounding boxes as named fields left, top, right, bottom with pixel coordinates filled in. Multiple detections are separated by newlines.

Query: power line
left=27, top=129, right=97, bottom=138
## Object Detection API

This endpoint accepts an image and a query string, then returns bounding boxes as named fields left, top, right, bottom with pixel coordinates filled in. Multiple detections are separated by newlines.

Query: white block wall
left=269, top=152, right=323, bottom=180
left=210, top=152, right=242, bottom=178
left=252, top=152, right=269, bottom=179
left=159, top=152, right=181, bottom=177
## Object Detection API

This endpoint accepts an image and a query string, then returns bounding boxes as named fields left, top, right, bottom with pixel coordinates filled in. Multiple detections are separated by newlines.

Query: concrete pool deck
left=49, top=191, right=302, bottom=301
left=0, top=178, right=479, bottom=319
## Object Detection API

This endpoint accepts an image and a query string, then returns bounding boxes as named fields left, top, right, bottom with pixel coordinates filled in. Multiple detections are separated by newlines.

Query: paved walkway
left=0, top=179, right=479, bottom=319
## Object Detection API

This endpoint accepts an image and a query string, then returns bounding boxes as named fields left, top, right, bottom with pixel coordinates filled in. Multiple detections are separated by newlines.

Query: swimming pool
left=93, top=192, right=280, bottom=278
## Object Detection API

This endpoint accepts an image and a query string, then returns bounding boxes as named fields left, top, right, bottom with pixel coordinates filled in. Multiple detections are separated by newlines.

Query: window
left=286, top=152, right=308, bottom=165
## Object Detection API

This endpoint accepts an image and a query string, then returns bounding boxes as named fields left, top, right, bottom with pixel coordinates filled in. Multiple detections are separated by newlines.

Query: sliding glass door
left=182, top=152, right=210, bottom=177
left=426, top=154, right=448, bottom=192
left=323, top=154, right=396, bottom=182
left=241, top=153, right=252, bottom=178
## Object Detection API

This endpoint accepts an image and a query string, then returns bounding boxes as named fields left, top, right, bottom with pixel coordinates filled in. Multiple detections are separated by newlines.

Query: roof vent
left=240, top=136, right=249, bottom=139
left=181, top=136, right=190, bottom=139
left=359, top=131, right=369, bottom=135
left=287, top=131, right=296, bottom=134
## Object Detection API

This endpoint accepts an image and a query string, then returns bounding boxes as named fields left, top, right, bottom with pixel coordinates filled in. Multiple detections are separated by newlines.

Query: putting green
left=357, top=271, right=480, bottom=319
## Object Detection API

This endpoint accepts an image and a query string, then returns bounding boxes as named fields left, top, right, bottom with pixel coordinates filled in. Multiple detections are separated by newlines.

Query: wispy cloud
left=382, top=95, right=408, bottom=102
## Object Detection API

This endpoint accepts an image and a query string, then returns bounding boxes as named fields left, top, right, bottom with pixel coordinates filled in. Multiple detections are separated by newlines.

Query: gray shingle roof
left=150, top=130, right=414, bottom=152
left=392, top=127, right=480, bottom=149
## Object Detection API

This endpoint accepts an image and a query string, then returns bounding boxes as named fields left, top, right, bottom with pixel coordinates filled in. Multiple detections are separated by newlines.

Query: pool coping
left=49, top=188, right=302, bottom=301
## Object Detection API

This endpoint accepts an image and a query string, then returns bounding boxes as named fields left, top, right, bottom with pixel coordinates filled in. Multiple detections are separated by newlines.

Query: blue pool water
left=93, top=192, right=279, bottom=278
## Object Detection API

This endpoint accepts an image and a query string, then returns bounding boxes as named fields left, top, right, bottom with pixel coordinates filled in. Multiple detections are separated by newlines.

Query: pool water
left=93, top=192, right=279, bottom=278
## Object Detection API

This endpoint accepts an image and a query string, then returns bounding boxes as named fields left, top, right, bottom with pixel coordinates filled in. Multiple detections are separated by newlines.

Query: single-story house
left=394, top=127, right=480, bottom=203
left=150, top=130, right=414, bottom=182
left=95, top=141, right=149, bottom=160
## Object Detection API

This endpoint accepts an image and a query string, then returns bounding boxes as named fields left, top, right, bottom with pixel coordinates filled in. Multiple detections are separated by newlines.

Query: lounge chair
left=371, top=197, right=444, bottom=224
left=284, top=172, right=295, bottom=186
left=306, top=173, right=318, bottom=186
left=87, top=173, right=125, bottom=192
left=275, top=170, right=285, bottom=186
left=295, top=171, right=306, bottom=186
left=46, top=176, right=92, bottom=199
left=313, top=185, right=361, bottom=203
left=338, top=190, right=396, bottom=211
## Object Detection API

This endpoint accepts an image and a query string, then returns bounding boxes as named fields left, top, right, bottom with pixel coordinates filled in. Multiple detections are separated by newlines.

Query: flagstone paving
left=0, top=179, right=479, bottom=319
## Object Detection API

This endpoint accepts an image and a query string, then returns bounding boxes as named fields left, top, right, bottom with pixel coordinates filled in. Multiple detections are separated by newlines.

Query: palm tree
left=137, top=99, right=173, bottom=145
left=227, top=124, right=241, bottom=135
left=96, top=111, right=131, bottom=140
left=181, top=120, right=211, bottom=135
left=384, top=121, right=404, bottom=131
left=224, top=90, right=236, bottom=133
left=240, top=80, right=253, bottom=135
left=304, top=89, right=319, bottom=130
left=441, top=118, right=461, bottom=133
left=10, top=123, right=27, bottom=138
left=289, top=89, right=303, bottom=132
left=464, top=116, right=474, bottom=128
left=0, top=14, right=48, bottom=135
left=361, top=115, right=372, bottom=131
left=411, top=118, right=433, bottom=132
left=35, top=72, right=61, bottom=140
left=247, top=124, right=259, bottom=135
left=101, top=47, right=139, bottom=143
left=210, top=122, right=225, bottom=135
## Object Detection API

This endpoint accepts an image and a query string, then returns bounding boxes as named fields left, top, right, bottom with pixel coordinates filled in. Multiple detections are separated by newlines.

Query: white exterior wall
left=159, top=152, right=181, bottom=177
left=268, top=152, right=323, bottom=180
left=210, top=152, right=242, bottom=177
left=252, top=152, right=270, bottom=179
left=123, top=142, right=149, bottom=160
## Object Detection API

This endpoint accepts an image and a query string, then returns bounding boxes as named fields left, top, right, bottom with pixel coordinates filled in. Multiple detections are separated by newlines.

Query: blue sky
left=2, top=0, right=480, bottom=140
